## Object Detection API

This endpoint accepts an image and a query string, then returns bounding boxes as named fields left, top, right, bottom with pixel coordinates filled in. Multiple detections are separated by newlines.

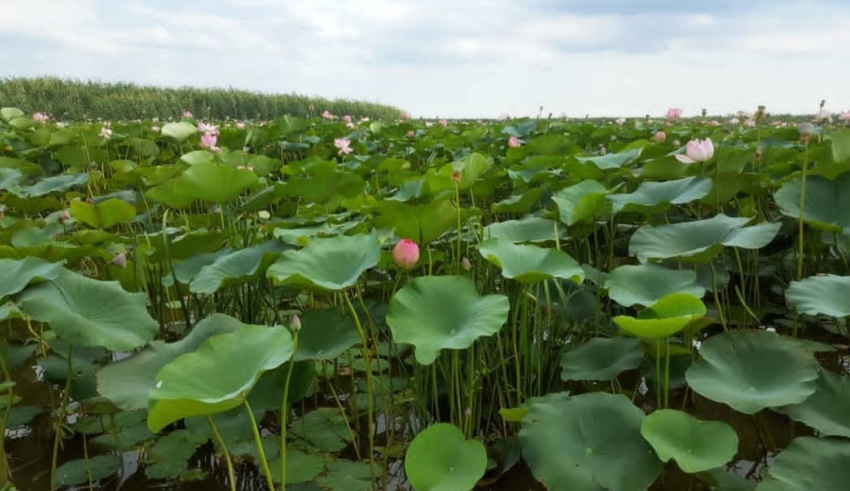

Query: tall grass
left=0, top=77, right=403, bottom=121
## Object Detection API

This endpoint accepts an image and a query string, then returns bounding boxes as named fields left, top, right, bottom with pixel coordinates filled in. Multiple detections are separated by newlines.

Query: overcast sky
left=2, top=0, right=849, bottom=118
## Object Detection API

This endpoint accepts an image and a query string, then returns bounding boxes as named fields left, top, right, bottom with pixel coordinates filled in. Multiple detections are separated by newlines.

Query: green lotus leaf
left=290, top=407, right=354, bottom=452
left=161, top=121, right=197, bottom=142
left=97, top=314, right=244, bottom=411
left=609, top=176, right=712, bottom=213
left=267, top=450, right=326, bottom=484
left=147, top=323, right=294, bottom=432
left=685, top=331, right=818, bottom=414
left=774, top=369, right=850, bottom=438
left=0, top=257, right=63, bottom=301
left=178, top=161, right=259, bottom=204
left=0, top=167, right=23, bottom=191
left=786, top=274, right=850, bottom=317
left=55, top=455, right=121, bottom=486
left=774, top=173, right=850, bottom=233
left=552, top=180, right=611, bottom=226
left=70, top=198, right=136, bottom=229
left=640, top=409, right=738, bottom=473
left=404, top=423, right=487, bottom=491
left=435, top=152, right=490, bottom=191
left=146, top=429, right=207, bottom=479
left=0, top=107, right=24, bottom=122
left=386, top=276, right=510, bottom=365
left=560, top=337, right=644, bottom=382
left=629, top=214, right=780, bottom=262
left=490, top=187, right=546, bottom=215
left=190, top=240, right=287, bottom=294
left=755, top=437, right=850, bottom=491
left=179, top=150, right=214, bottom=165
left=520, top=392, right=661, bottom=491
left=16, top=172, right=88, bottom=197
left=162, top=248, right=232, bottom=286
left=613, top=293, right=706, bottom=339
left=479, top=238, right=583, bottom=283
left=316, top=459, right=377, bottom=491
left=280, top=170, right=365, bottom=206
left=483, top=217, right=562, bottom=243
left=371, top=199, right=458, bottom=245
left=604, top=263, right=705, bottom=307
left=702, top=468, right=756, bottom=491
left=267, top=233, right=380, bottom=291
left=576, top=148, right=642, bottom=170
left=294, top=308, right=360, bottom=361
left=17, top=269, right=158, bottom=351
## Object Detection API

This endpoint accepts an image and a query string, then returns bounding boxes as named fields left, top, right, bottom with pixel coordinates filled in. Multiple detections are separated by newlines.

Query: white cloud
left=0, top=0, right=848, bottom=118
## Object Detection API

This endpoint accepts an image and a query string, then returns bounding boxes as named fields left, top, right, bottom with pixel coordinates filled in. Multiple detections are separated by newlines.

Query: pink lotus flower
left=343, top=115, right=352, bottom=124
left=729, top=118, right=740, bottom=124
left=744, top=119, right=756, bottom=128
left=508, top=136, right=521, bottom=148
left=200, top=132, right=220, bottom=152
left=32, top=112, right=49, bottom=123
left=666, top=107, right=683, bottom=119
left=100, top=126, right=112, bottom=139
left=839, top=111, right=850, bottom=122
left=334, top=138, right=353, bottom=155
left=346, top=122, right=356, bottom=129
left=393, top=239, right=419, bottom=270
left=406, top=130, right=414, bottom=137
left=439, top=119, right=448, bottom=127
left=676, top=138, right=714, bottom=164
left=236, top=122, right=245, bottom=129
left=615, top=117, right=626, bottom=125
left=400, top=111, right=410, bottom=121
left=654, top=131, right=666, bottom=143
left=183, top=111, right=193, bottom=118
left=290, top=314, right=301, bottom=332
left=198, top=122, right=219, bottom=135
left=322, top=110, right=333, bottom=119
left=112, top=252, right=127, bottom=269
left=708, top=120, right=720, bottom=126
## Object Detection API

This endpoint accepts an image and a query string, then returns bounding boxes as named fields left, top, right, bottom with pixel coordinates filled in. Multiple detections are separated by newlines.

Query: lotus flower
left=236, top=122, right=245, bottom=129
left=343, top=114, right=352, bottom=124
left=798, top=123, right=816, bottom=136
left=675, top=138, right=714, bottom=164
left=654, top=131, right=666, bottom=143
left=322, top=110, right=333, bottom=119
left=183, top=111, right=193, bottom=118
left=839, top=111, right=850, bottom=123
left=615, top=117, right=626, bottom=125
left=112, top=252, right=127, bottom=269
left=200, top=132, right=220, bottom=152
left=729, top=118, right=740, bottom=124
left=461, top=257, right=472, bottom=271
left=400, top=111, right=410, bottom=121
left=744, top=119, right=756, bottom=128
left=334, top=138, right=353, bottom=155
left=32, top=112, right=49, bottom=123
left=198, top=122, right=219, bottom=135
left=439, top=119, right=448, bottom=127
left=406, top=130, right=415, bottom=137
left=290, top=314, right=301, bottom=332
left=815, top=109, right=833, bottom=123
left=393, top=239, right=419, bottom=270
left=151, top=125, right=160, bottom=131
left=100, top=126, right=112, bottom=139
left=508, top=136, right=521, bottom=148
left=666, top=107, right=683, bottom=119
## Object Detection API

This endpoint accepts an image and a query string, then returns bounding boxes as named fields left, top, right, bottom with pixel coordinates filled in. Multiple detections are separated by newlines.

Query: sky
left=1, top=0, right=849, bottom=118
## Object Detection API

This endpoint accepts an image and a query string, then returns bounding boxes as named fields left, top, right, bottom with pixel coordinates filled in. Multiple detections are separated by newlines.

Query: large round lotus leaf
left=755, top=437, right=850, bottom=491
left=280, top=170, right=365, bottom=205
left=0, top=257, right=63, bottom=301
left=267, top=450, right=326, bottom=484
left=520, top=392, right=661, bottom=491
left=190, top=240, right=287, bottom=294
left=16, top=172, right=89, bottom=197
left=774, top=173, right=850, bottom=233
left=404, top=423, right=487, bottom=491
left=294, top=308, right=360, bottom=361
left=316, top=459, right=377, bottom=491
left=16, top=269, right=158, bottom=351
left=774, top=369, right=850, bottom=438
left=161, top=122, right=197, bottom=142
left=267, top=233, right=380, bottom=291
left=69, top=198, right=136, bottom=229
left=577, top=148, right=642, bottom=170
left=613, top=293, right=706, bottom=339
left=604, top=263, right=705, bottom=307
left=552, top=179, right=612, bottom=226
left=628, top=214, right=780, bottom=262
left=385, top=276, right=510, bottom=365
left=609, top=176, right=712, bottom=213
left=478, top=238, right=583, bottom=283
left=786, top=274, right=850, bottom=317
left=371, top=199, right=458, bottom=245
left=639, top=409, right=738, bottom=473
left=178, top=161, right=259, bottom=204
left=290, top=407, right=354, bottom=452
left=560, top=337, right=644, bottom=381
left=96, top=314, right=244, bottom=411
left=55, top=455, right=121, bottom=486
left=483, top=217, right=563, bottom=243
left=685, top=331, right=818, bottom=414
left=147, top=323, right=294, bottom=432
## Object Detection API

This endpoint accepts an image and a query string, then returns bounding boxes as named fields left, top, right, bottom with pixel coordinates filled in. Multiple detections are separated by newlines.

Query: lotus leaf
left=404, top=423, right=487, bottom=491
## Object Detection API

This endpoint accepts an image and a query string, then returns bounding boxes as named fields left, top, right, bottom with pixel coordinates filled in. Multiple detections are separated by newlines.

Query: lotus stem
left=206, top=416, right=237, bottom=491
left=710, top=262, right=728, bottom=332
left=279, top=333, right=299, bottom=489
left=793, top=139, right=809, bottom=338
left=244, top=400, right=275, bottom=491
left=50, top=345, right=73, bottom=491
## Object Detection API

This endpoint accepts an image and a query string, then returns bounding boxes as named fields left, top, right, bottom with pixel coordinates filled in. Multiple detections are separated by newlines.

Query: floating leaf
left=316, top=460, right=376, bottom=491
left=774, top=369, right=850, bottom=438
left=386, top=276, right=510, bottom=365
left=520, top=392, right=661, bottom=491
left=267, top=450, right=326, bottom=484
left=685, top=331, right=818, bottom=414
left=640, top=409, right=738, bottom=473
left=756, top=437, right=850, bottom=491
left=479, top=238, right=583, bottom=283
left=55, top=455, right=121, bottom=486
left=294, top=308, right=360, bottom=361
left=290, top=407, right=354, bottom=452
left=267, top=233, right=380, bottom=291
left=404, top=423, right=487, bottom=491
left=560, top=337, right=644, bottom=382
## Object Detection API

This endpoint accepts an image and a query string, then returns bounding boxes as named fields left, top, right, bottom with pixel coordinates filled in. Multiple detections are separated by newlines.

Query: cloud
left=0, top=0, right=848, bottom=118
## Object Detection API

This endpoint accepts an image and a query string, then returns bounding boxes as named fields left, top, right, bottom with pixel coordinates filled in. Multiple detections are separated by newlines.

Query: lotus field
left=2, top=105, right=850, bottom=491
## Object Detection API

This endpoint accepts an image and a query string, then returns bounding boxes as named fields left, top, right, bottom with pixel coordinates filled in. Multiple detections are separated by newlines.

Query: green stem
left=207, top=416, right=237, bottom=491
left=793, top=140, right=809, bottom=338
left=710, top=262, right=728, bottom=331
left=245, top=401, right=275, bottom=491
left=664, top=338, right=671, bottom=409
left=279, top=333, right=299, bottom=489
left=50, top=345, right=73, bottom=491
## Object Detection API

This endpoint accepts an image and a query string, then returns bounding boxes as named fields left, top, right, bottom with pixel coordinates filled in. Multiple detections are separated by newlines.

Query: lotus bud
left=508, top=136, right=521, bottom=148
left=675, top=138, right=714, bottom=164
left=112, top=252, right=127, bottom=269
left=290, top=314, right=301, bottom=332
left=406, top=130, right=414, bottom=138
left=798, top=123, right=815, bottom=143
left=400, top=111, right=410, bottom=121
left=393, top=239, right=420, bottom=270
left=654, top=131, right=666, bottom=143
left=258, top=211, right=271, bottom=220
left=461, top=257, right=472, bottom=271
left=439, top=119, right=448, bottom=127
left=58, top=210, right=71, bottom=224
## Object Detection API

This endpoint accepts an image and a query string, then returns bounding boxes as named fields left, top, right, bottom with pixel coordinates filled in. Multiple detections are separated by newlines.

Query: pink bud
left=439, top=119, right=448, bottom=127
left=343, top=115, right=352, bottom=124
left=393, top=239, right=420, bottom=270
left=654, top=131, right=666, bottom=143
left=112, top=252, right=127, bottom=269
left=676, top=138, right=715, bottom=164
left=508, top=136, right=521, bottom=148
left=236, top=122, right=245, bottom=129
left=406, top=130, right=414, bottom=138
left=400, top=111, right=410, bottom=121
left=290, top=314, right=301, bottom=332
